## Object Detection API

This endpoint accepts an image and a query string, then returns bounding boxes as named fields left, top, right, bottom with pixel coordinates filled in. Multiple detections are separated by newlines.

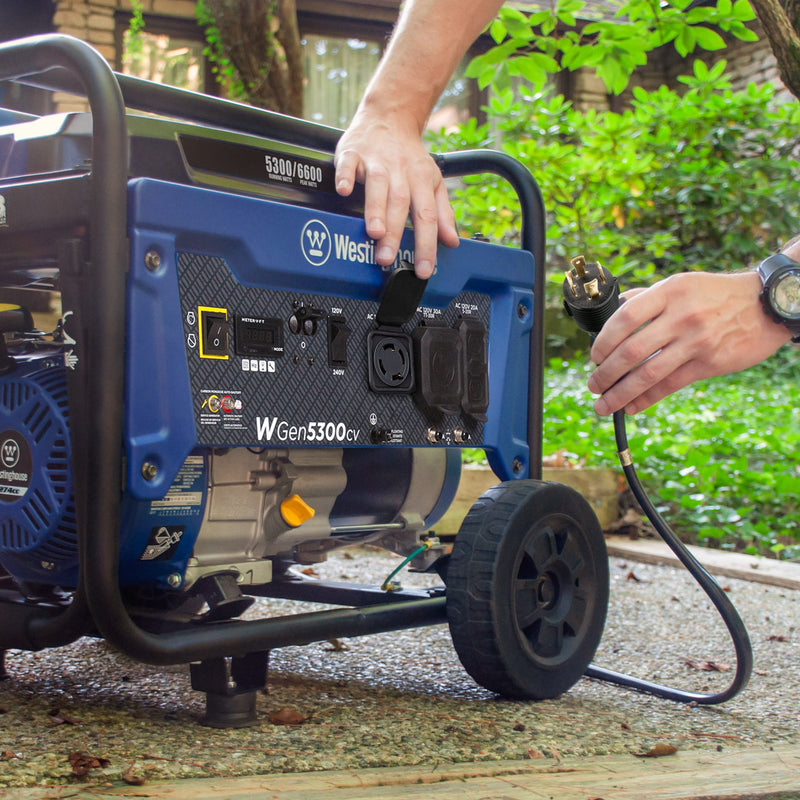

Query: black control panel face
left=177, top=252, right=490, bottom=449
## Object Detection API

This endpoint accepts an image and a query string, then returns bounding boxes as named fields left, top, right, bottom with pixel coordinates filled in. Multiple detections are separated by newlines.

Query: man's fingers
left=333, top=147, right=359, bottom=197
left=361, top=164, right=391, bottom=247
left=609, top=360, right=706, bottom=416
left=409, top=182, right=443, bottom=279
left=590, top=285, right=665, bottom=367
left=334, top=136, right=459, bottom=277
left=591, top=339, right=687, bottom=415
left=588, top=314, right=674, bottom=397
left=434, top=180, right=460, bottom=249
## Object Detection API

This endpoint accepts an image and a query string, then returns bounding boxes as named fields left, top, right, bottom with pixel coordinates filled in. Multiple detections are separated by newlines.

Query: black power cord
left=563, top=256, right=753, bottom=705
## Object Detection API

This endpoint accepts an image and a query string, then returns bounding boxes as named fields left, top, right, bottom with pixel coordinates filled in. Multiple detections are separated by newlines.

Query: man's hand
left=332, top=0, right=504, bottom=279
left=587, top=271, right=792, bottom=416
left=334, top=109, right=460, bottom=280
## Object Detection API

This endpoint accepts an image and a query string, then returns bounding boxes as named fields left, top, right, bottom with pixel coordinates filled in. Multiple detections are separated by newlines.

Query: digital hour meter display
left=235, top=315, right=284, bottom=357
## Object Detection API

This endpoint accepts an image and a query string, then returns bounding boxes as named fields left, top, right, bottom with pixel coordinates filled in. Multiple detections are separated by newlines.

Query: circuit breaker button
left=280, top=494, right=316, bottom=527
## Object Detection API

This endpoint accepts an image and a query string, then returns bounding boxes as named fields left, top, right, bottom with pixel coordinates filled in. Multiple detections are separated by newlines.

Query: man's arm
left=587, top=237, right=800, bottom=415
left=334, top=0, right=504, bottom=279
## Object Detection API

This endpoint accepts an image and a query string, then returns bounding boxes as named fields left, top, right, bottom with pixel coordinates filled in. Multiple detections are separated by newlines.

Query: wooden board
left=606, top=535, right=800, bottom=590
left=6, top=746, right=800, bottom=800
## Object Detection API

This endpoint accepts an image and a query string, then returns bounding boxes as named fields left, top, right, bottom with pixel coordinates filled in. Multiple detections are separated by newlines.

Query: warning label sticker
left=140, top=525, right=185, bottom=561
left=148, top=455, right=205, bottom=516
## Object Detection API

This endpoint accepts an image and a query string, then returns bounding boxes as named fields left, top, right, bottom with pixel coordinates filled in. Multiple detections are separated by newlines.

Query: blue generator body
left=0, top=35, right=610, bottom=724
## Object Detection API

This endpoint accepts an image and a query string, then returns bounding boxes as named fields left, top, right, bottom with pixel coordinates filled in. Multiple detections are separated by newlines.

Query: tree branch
left=750, top=0, right=800, bottom=99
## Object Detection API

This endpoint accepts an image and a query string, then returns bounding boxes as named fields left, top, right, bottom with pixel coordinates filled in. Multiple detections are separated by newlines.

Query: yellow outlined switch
left=198, top=306, right=229, bottom=359
left=280, top=494, right=315, bottom=527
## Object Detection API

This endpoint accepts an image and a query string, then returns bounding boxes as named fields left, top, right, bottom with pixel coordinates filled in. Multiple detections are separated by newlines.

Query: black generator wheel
left=446, top=480, right=609, bottom=699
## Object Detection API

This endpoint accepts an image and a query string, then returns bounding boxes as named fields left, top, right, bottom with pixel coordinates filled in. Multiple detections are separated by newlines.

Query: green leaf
left=686, top=6, right=716, bottom=24
left=693, top=26, right=726, bottom=51
left=708, top=58, right=728, bottom=80
left=730, top=24, right=760, bottom=41
left=732, top=0, right=756, bottom=20
left=489, top=17, right=507, bottom=45
left=698, top=527, right=726, bottom=539
left=500, top=13, right=534, bottom=41
left=675, top=26, right=696, bottom=56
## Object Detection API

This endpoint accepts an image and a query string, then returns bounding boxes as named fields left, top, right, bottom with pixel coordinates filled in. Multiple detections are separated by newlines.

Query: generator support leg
left=190, top=651, right=269, bottom=728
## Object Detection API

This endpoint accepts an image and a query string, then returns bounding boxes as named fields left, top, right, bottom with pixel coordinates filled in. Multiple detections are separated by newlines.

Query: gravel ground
left=0, top=547, right=798, bottom=788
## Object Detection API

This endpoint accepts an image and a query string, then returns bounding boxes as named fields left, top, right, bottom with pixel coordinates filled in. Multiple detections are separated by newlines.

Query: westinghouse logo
left=300, top=217, right=420, bottom=271
left=301, top=219, right=331, bottom=266
left=1, top=438, right=19, bottom=469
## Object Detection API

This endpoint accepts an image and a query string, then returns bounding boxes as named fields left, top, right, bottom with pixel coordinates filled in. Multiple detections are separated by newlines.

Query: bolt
left=517, top=303, right=528, bottom=319
left=141, top=461, right=158, bottom=481
left=512, top=458, right=524, bottom=474
left=167, top=573, right=182, bottom=589
left=144, top=250, right=161, bottom=271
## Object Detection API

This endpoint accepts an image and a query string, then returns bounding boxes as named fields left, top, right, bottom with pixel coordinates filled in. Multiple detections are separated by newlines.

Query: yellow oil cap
left=280, top=494, right=315, bottom=527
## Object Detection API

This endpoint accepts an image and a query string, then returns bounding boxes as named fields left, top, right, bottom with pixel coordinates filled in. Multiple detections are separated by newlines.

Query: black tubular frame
left=0, top=35, right=546, bottom=664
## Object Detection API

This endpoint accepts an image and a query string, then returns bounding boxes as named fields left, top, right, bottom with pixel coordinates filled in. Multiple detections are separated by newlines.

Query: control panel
left=178, top=252, right=490, bottom=450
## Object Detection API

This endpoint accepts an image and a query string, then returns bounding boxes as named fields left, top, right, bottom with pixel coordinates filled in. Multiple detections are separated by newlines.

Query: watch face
left=772, top=269, right=800, bottom=319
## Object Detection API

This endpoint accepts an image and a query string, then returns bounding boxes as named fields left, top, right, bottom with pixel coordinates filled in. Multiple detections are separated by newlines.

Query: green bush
left=541, top=347, right=800, bottom=558
left=430, top=60, right=800, bottom=287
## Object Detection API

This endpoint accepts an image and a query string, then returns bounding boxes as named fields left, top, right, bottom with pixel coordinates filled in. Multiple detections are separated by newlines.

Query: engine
left=0, top=330, right=457, bottom=602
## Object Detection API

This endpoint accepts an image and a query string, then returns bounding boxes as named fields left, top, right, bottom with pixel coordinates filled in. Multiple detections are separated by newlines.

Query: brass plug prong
left=570, top=255, right=587, bottom=276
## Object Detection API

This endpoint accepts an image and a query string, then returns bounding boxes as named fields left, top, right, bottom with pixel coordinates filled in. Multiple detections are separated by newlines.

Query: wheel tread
left=446, top=480, right=609, bottom=700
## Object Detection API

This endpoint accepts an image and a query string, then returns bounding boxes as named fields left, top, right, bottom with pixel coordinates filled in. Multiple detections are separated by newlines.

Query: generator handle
left=0, top=34, right=128, bottom=650
left=16, top=60, right=344, bottom=153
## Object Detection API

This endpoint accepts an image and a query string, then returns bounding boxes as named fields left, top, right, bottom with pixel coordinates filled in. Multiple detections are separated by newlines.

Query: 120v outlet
left=367, top=329, right=414, bottom=393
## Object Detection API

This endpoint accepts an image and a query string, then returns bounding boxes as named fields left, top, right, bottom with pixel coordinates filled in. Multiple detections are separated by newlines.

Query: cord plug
left=562, top=255, right=620, bottom=336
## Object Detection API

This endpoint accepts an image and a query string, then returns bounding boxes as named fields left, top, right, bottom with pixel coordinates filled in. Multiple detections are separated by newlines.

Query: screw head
left=141, top=461, right=158, bottom=481
left=167, top=573, right=182, bottom=589
left=512, top=458, right=524, bottom=474
left=517, top=303, right=528, bottom=319
left=144, top=250, right=161, bottom=271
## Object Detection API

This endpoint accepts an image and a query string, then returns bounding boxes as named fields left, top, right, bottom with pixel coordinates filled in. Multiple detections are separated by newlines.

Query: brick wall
left=48, top=2, right=793, bottom=115
left=50, top=0, right=197, bottom=111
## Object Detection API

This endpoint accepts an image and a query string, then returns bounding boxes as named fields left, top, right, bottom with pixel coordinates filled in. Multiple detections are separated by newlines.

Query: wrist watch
left=756, top=253, right=800, bottom=343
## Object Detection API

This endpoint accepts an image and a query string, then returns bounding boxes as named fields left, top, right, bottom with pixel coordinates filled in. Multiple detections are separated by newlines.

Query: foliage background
left=442, top=1, right=800, bottom=558
left=430, top=61, right=800, bottom=288
left=543, top=349, right=800, bottom=558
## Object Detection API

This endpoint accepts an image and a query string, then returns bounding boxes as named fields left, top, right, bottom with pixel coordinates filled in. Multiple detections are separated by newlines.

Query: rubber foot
left=199, top=690, right=259, bottom=728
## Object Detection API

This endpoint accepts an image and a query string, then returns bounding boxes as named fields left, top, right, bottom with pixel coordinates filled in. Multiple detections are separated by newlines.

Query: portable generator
left=0, top=35, right=750, bottom=727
